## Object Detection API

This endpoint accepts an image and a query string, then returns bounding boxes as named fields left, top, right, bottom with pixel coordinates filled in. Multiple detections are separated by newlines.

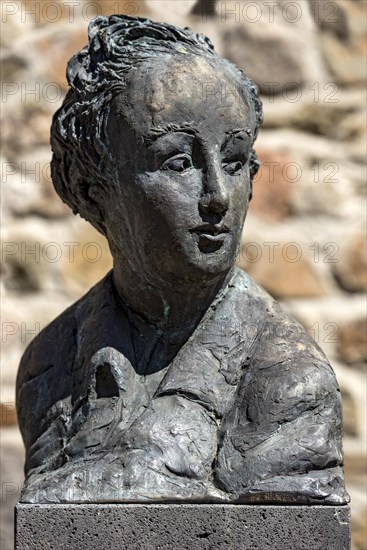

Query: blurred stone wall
left=1, top=0, right=366, bottom=548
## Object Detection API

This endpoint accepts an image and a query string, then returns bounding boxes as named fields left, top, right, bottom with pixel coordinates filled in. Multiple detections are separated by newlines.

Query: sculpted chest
left=65, top=289, right=252, bottom=479
left=18, top=271, right=347, bottom=505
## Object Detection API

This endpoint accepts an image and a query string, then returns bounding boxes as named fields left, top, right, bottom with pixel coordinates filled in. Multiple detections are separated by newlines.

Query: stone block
left=15, top=503, right=351, bottom=550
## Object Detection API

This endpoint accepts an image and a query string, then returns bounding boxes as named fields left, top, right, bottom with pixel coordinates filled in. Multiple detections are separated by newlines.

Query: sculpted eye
left=223, top=160, right=244, bottom=176
left=161, top=154, right=193, bottom=173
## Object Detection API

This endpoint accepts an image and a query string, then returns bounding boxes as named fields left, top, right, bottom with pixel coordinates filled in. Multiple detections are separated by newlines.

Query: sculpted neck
left=112, top=259, right=233, bottom=335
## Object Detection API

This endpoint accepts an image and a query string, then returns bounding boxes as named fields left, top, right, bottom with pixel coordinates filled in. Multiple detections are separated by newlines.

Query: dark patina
left=16, top=15, right=348, bottom=505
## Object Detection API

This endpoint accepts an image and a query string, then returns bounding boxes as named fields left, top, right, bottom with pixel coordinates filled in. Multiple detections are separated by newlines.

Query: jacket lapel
left=155, top=269, right=261, bottom=417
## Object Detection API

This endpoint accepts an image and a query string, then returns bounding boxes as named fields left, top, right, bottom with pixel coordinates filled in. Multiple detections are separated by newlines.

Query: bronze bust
left=16, top=15, right=348, bottom=505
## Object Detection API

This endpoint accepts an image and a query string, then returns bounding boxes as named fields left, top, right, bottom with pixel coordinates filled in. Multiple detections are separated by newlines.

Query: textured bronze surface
left=16, top=15, right=348, bottom=505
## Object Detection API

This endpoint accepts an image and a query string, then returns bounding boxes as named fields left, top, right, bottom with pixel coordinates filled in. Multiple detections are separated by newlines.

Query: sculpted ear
left=248, top=148, right=260, bottom=202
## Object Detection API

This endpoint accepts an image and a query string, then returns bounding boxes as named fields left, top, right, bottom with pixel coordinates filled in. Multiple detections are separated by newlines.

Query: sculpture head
left=51, top=15, right=263, bottom=283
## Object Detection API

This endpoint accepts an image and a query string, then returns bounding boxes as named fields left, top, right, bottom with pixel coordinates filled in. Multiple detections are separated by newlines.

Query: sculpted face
left=104, top=54, right=256, bottom=285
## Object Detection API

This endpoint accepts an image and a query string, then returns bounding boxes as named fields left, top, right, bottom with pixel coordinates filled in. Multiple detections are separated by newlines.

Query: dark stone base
left=15, top=503, right=351, bottom=550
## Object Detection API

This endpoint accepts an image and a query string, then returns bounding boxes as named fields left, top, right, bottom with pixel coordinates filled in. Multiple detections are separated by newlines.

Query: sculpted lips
left=191, top=224, right=229, bottom=237
left=191, top=224, right=230, bottom=253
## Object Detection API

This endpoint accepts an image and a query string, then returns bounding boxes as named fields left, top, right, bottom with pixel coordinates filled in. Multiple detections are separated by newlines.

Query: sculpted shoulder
left=17, top=276, right=111, bottom=385
left=232, top=267, right=339, bottom=401
left=216, top=269, right=346, bottom=504
left=16, top=273, right=112, bottom=447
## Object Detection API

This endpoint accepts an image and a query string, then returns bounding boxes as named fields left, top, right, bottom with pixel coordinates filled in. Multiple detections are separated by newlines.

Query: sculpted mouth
left=191, top=224, right=229, bottom=253
left=191, top=224, right=229, bottom=237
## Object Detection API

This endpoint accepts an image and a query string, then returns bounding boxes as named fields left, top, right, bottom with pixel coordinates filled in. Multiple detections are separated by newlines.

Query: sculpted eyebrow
left=221, top=129, right=252, bottom=151
left=144, top=125, right=197, bottom=145
left=225, top=128, right=252, bottom=140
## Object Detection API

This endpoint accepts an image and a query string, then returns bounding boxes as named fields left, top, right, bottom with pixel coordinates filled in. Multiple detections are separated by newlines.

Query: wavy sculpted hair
left=51, top=15, right=263, bottom=235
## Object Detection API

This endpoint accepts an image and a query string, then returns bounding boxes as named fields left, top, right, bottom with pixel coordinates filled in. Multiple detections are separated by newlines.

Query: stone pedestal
left=15, top=503, right=351, bottom=550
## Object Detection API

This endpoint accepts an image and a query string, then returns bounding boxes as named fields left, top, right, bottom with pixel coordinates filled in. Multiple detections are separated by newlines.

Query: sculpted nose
left=199, top=160, right=229, bottom=217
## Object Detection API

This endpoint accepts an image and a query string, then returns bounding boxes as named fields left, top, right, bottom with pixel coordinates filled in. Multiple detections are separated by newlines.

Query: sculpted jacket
left=16, top=267, right=348, bottom=504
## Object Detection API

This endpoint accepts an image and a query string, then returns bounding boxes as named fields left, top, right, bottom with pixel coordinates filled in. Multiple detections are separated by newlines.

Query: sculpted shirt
left=16, top=267, right=348, bottom=504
